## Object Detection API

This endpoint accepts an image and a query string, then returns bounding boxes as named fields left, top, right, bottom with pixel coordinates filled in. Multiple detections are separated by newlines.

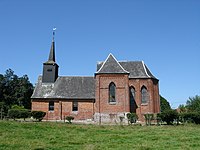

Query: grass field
left=0, top=121, right=200, bottom=150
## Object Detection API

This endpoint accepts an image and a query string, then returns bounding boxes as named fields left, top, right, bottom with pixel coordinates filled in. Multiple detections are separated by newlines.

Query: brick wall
left=94, top=74, right=130, bottom=123
left=94, top=74, right=160, bottom=123
left=129, top=78, right=160, bottom=121
left=32, top=76, right=160, bottom=123
left=32, top=100, right=94, bottom=121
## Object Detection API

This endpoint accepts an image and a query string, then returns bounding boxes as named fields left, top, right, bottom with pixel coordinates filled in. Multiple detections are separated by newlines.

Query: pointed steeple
left=42, top=28, right=59, bottom=83
left=46, top=29, right=56, bottom=64
left=47, top=39, right=55, bottom=63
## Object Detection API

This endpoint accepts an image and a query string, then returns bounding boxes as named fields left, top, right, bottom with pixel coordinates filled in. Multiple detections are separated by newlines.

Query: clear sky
left=0, top=1, right=199, bottom=108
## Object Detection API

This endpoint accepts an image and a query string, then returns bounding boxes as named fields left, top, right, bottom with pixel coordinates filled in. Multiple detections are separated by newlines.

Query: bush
left=8, top=109, right=30, bottom=120
left=31, top=111, right=46, bottom=121
left=20, top=109, right=31, bottom=120
left=65, top=116, right=74, bottom=124
left=144, top=113, right=154, bottom=126
left=156, top=113, right=162, bottom=125
left=191, top=112, right=200, bottom=124
left=8, top=109, right=21, bottom=120
left=159, top=109, right=178, bottom=125
left=126, top=113, right=138, bottom=124
left=180, top=112, right=200, bottom=124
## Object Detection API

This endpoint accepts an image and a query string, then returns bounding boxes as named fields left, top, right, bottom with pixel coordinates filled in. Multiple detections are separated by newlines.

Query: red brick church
left=31, top=36, right=160, bottom=124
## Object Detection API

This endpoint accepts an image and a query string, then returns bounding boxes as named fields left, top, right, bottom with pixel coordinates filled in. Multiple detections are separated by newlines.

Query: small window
left=72, top=101, right=78, bottom=111
left=141, top=86, right=148, bottom=103
left=49, top=101, right=54, bottom=111
left=47, top=68, right=52, bottom=72
left=109, top=82, right=116, bottom=103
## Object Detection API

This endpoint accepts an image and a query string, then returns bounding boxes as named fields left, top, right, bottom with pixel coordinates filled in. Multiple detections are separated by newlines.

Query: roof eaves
left=31, top=97, right=95, bottom=100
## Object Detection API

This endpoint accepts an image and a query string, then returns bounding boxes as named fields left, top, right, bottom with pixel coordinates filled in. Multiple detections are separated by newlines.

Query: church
left=31, top=35, right=160, bottom=124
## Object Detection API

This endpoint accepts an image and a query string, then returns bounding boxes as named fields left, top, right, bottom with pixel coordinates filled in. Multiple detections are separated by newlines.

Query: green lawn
left=0, top=121, right=200, bottom=150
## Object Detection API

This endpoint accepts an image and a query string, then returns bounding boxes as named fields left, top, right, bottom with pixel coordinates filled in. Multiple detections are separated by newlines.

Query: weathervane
left=53, top=27, right=56, bottom=40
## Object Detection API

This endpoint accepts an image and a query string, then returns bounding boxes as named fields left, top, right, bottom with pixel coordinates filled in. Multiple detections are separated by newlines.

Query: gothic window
left=130, top=86, right=135, bottom=99
left=141, top=86, right=148, bottom=104
left=72, top=101, right=78, bottom=111
left=130, top=86, right=137, bottom=113
left=109, top=82, right=116, bottom=103
left=49, top=101, right=54, bottom=111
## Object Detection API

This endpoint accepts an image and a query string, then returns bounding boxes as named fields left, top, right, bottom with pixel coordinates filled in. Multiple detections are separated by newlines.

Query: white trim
left=111, top=54, right=129, bottom=73
left=96, top=54, right=111, bottom=73
left=96, top=53, right=129, bottom=74
left=142, top=61, right=150, bottom=77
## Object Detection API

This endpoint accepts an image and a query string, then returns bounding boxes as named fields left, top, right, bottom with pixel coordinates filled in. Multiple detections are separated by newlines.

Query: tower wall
left=42, top=63, right=59, bottom=83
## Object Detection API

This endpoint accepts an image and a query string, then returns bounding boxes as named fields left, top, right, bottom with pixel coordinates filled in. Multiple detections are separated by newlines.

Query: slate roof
left=120, top=61, right=157, bottom=79
left=31, top=76, right=95, bottom=99
left=96, top=54, right=129, bottom=74
left=96, top=55, right=157, bottom=79
left=32, top=53, right=158, bottom=100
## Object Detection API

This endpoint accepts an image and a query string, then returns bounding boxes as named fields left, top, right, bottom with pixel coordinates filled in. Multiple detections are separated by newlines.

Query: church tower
left=42, top=31, right=59, bottom=83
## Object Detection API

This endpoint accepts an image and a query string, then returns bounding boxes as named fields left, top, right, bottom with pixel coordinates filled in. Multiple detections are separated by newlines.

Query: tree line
left=159, top=95, right=200, bottom=125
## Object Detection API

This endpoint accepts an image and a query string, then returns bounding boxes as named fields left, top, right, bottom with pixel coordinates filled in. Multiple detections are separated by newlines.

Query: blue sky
left=0, top=1, right=199, bottom=108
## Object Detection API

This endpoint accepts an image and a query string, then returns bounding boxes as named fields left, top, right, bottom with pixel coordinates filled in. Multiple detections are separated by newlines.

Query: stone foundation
left=94, top=112, right=129, bottom=124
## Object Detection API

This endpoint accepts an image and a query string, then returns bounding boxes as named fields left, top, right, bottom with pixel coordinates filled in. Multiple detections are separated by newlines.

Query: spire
left=46, top=28, right=56, bottom=64
left=42, top=28, right=59, bottom=83
left=48, top=39, right=55, bottom=62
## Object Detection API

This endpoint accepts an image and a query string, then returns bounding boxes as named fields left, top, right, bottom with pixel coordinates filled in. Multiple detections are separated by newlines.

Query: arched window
left=130, top=86, right=137, bottom=113
left=130, top=86, right=135, bottom=99
left=141, top=86, right=148, bottom=103
left=109, top=82, right=116, bottom=103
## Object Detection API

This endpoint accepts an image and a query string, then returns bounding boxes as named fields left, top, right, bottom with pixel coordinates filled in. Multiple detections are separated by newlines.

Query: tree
left=15, top=75, right=34, bottom=109
left=0, top=69, right=34, bottom=112
left=0, top=102, right=5, bottom=120
left=0, top=74, right=4, bottom=100
left=160, top=95, right=171, bottom=112
left=178, top=104, right=187, bottom=113
left=180, top=112, right=200, bottom=124
left=158, top=109, right=178, bottom=125
left=186, top=95, right=200, bottom=112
